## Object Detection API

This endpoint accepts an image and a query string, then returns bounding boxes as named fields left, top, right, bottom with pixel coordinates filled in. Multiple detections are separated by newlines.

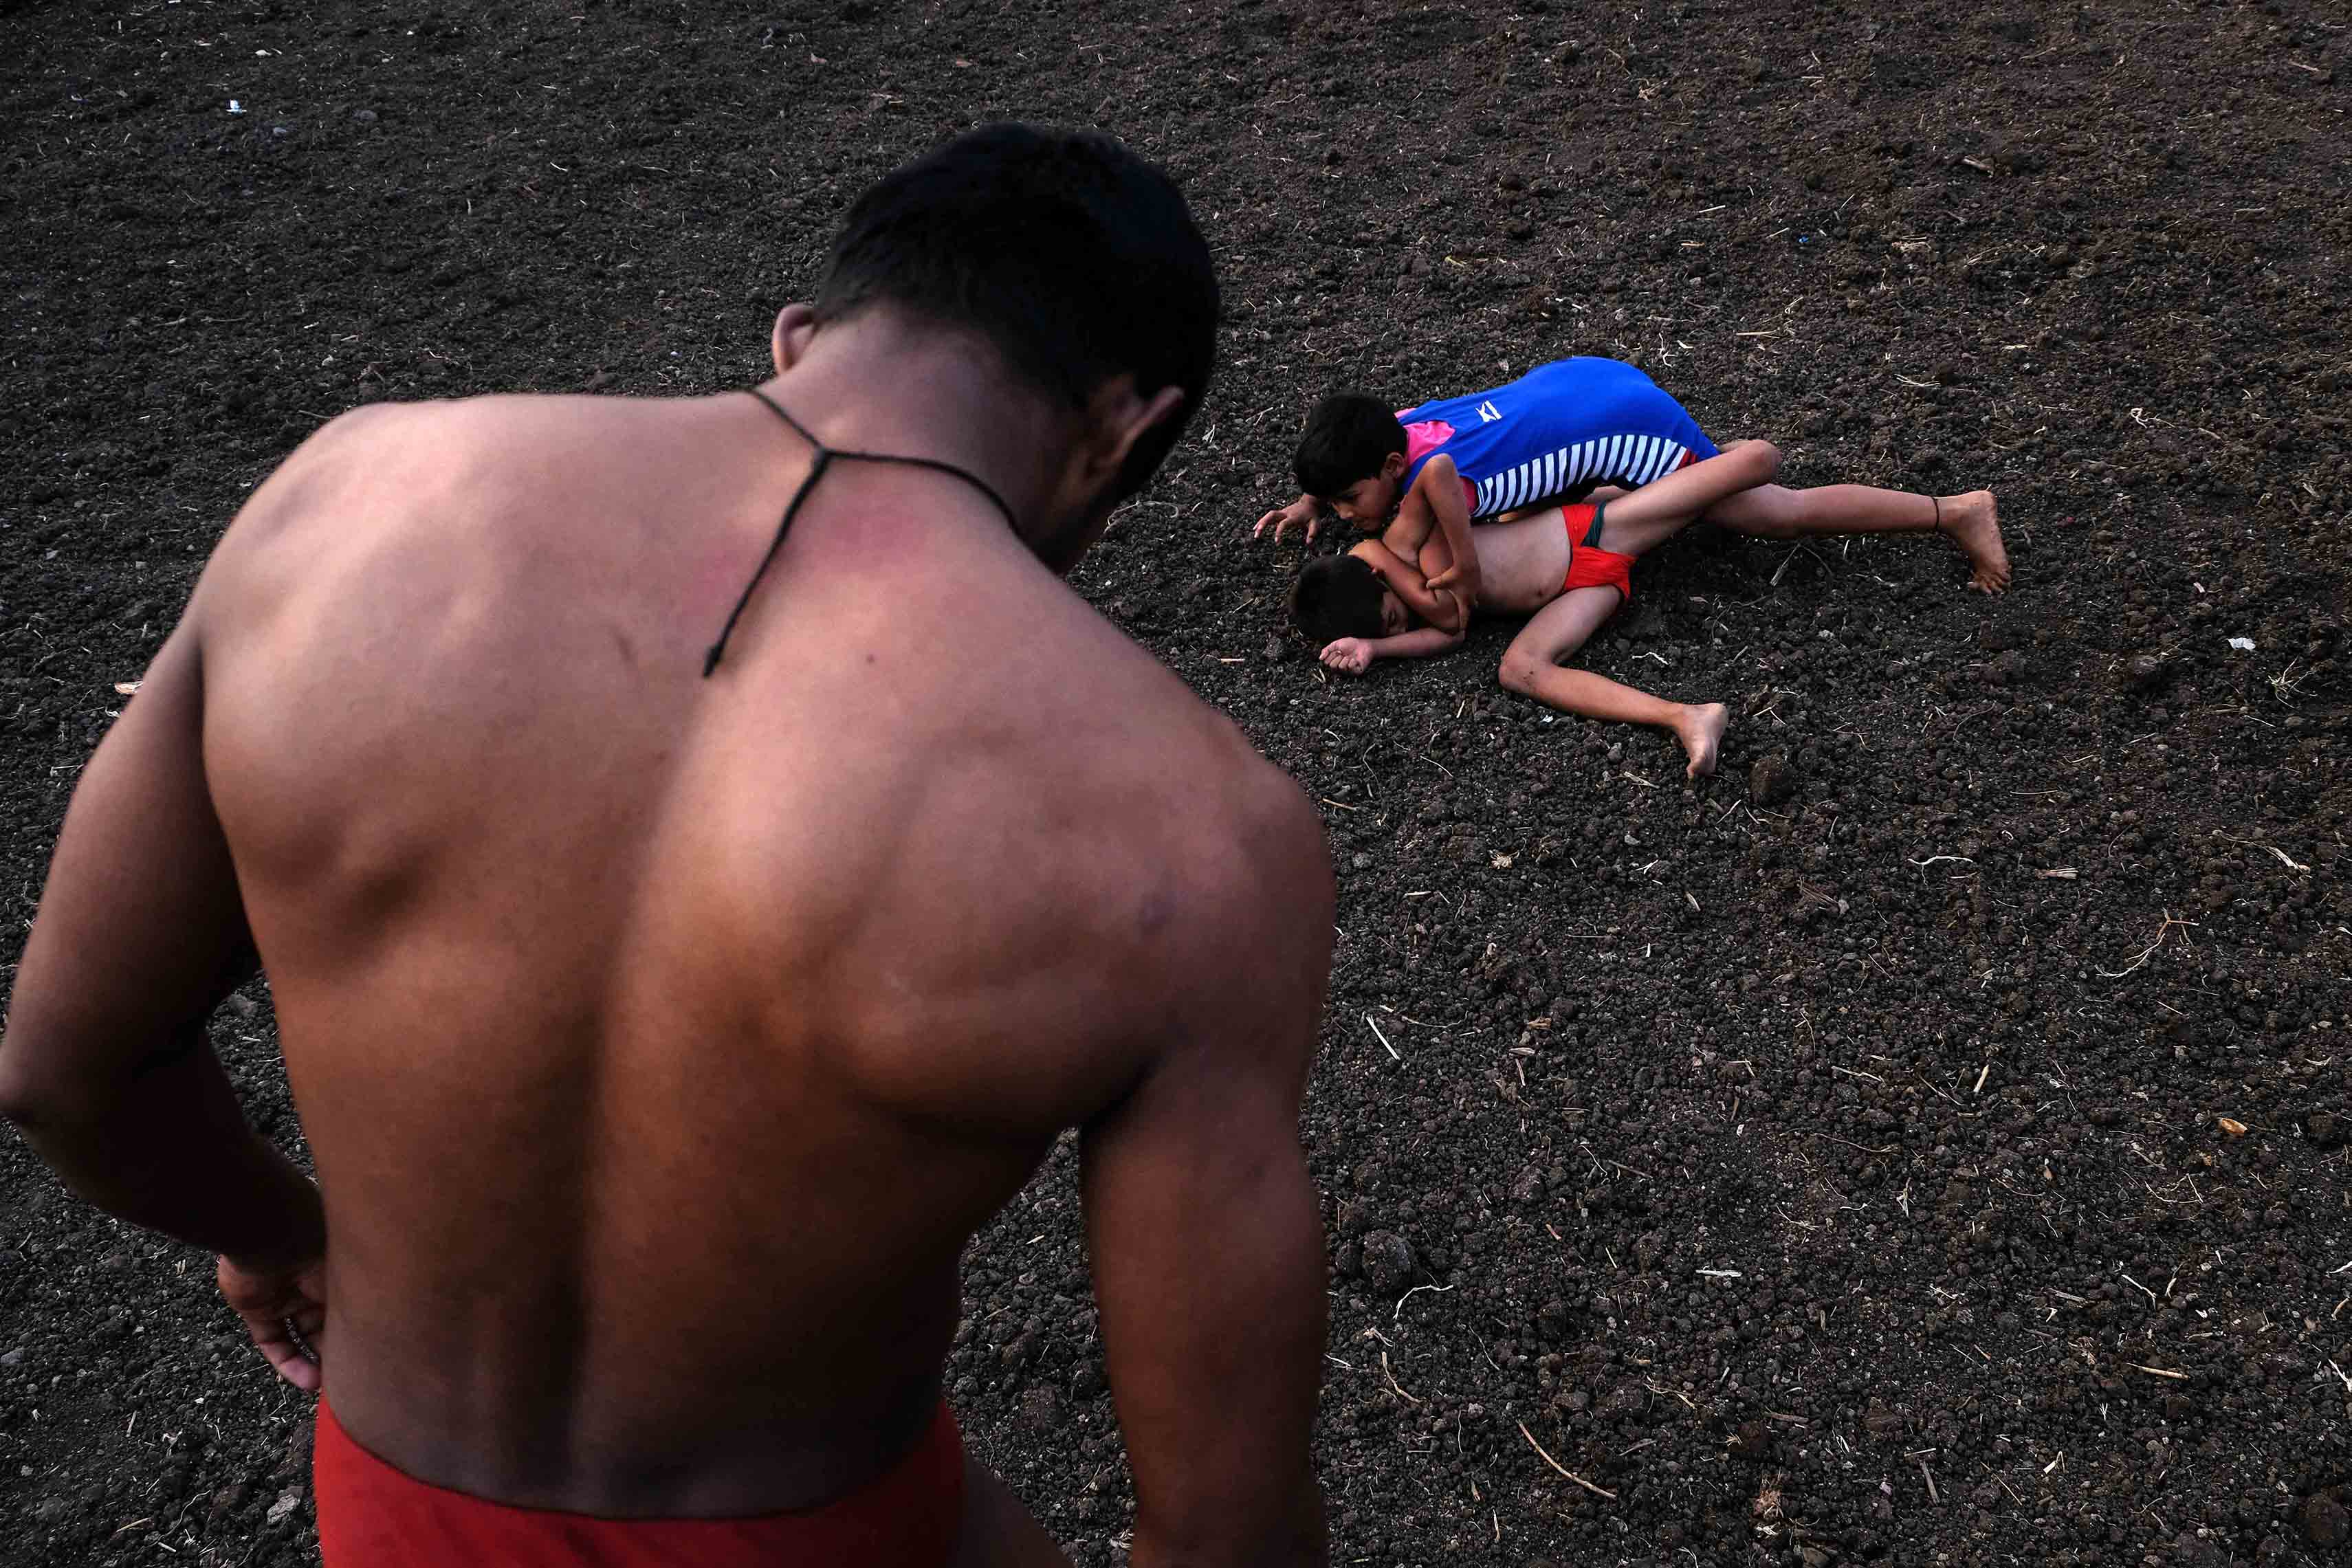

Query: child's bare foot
left=1675, top=703, right=1730, bottom=779
left=1939, top=490, right=2008, bottom=593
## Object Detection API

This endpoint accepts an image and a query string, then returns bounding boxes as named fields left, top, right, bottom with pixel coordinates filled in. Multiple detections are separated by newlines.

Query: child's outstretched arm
left=1318, top=625, right=1466, bottom=676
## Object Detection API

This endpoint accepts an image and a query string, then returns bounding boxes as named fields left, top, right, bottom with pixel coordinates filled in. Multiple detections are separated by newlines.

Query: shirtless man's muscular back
left=0, top=127, right=1332, bottom=1566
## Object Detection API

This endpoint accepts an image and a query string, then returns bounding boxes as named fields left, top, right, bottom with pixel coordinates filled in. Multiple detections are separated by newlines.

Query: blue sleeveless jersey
left=1398, top=358, right=1718, bottom=520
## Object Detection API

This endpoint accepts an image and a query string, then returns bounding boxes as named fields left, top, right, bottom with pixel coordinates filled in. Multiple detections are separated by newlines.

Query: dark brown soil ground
left=5, top=0, right=2351, bottom=1564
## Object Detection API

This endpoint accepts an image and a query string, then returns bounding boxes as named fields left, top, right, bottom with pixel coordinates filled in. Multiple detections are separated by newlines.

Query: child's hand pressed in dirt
left=1318, top=638, right=1374, bottom=675
left=1254, top=497, right=1321, bottom=542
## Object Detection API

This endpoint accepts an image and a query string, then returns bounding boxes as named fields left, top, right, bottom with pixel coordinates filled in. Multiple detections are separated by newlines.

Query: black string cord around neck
left=702, top=388, right=1021, bottom=676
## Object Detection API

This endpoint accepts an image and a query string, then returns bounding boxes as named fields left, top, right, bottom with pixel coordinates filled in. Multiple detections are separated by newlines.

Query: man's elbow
left=0, top=1032, right=61, bottom=1129
left=0, top=1023, right=127, bottom=1131
left=1137, top=1491, right=1328, bottom=1568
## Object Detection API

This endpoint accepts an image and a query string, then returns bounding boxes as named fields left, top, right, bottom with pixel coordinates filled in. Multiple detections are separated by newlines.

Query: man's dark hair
left=1290, top=555, right=1388, bottom=645
left=814, top=124, right=1218, bottom=501
left=1293, top=394, right=1406, bottom=498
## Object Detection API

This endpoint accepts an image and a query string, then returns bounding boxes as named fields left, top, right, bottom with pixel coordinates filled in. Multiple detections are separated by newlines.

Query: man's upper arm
left=1080, top=774, right=1332, bottom=1563
left=0, top=602, right=254, bottom=1122
left=1, top=401, right=399, bottom=1112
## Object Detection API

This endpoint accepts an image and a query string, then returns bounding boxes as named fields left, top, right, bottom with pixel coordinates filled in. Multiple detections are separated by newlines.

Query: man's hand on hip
left=218, top=1251, right=329, bottom=1393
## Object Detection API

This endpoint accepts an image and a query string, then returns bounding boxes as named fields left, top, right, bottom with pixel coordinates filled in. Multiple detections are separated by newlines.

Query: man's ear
left=1079, top=379, right=1187, bottom=492
left=771, top=303, right=820, bottom=375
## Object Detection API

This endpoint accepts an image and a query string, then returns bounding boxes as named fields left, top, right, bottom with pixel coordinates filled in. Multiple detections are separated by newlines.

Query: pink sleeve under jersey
left=1399, top=418, right=1477, bottom=510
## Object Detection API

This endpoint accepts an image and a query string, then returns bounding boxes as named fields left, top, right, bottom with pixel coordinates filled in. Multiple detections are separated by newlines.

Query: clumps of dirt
left=1749, top=753, right=1796, bottom=806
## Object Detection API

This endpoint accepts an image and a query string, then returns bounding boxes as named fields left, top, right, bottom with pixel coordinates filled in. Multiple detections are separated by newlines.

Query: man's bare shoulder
left=1098, top=727, right=1332, bottom=1082
left=243, top=393, right=665, bottom=499
left=200, top=393, right=700, bottom=606
left=1204, top=747, right=1333, bottom=951
left=1077, top=684, right=1330, bottom=977
left=806, top=631, right=1329, bottom=1134
left=924, top=604, right=1328, bottom=960
left=210, top=397, right=528, bottom=549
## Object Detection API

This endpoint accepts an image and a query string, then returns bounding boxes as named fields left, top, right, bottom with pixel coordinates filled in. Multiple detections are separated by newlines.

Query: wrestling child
left=1290, top=439, right=1784, bottom=778
left=1256, top=356, right=2008, bottom=595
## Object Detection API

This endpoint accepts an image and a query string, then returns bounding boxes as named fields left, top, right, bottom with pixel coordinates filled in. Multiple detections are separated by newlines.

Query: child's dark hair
left=1293, top=393, right=1406, bottom=498
left=814, top=124, right=1218, bottom=500
left=1290, top=555, right=1387, bottom=645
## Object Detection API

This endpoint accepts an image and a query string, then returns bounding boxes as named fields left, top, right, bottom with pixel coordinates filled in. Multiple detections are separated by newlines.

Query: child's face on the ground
left=1378, top=588, right=1408, bottom=636
left=1326, top=471, right=1400, bottom=530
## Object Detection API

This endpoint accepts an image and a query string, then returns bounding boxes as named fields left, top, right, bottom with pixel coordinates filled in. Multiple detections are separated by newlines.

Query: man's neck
left=758, top=315, right=1076, bottom=541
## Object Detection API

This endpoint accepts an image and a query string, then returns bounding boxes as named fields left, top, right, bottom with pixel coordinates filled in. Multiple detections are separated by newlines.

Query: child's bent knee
left=1498, top=655, right=1537, bottom=694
